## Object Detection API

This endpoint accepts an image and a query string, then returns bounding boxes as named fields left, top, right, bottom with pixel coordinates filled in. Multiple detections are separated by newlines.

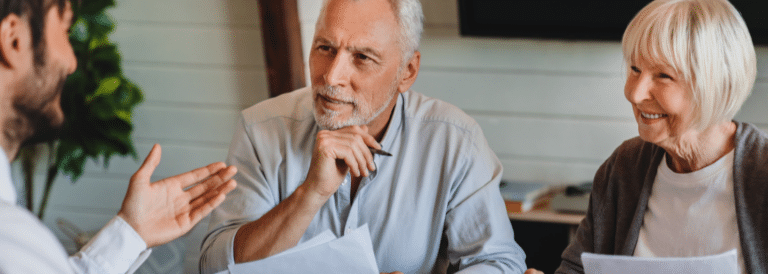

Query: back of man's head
left=0, top=0, right=68, bottom=66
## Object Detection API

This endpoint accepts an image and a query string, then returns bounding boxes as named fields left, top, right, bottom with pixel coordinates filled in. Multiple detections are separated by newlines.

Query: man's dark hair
left=0, top=0, right=68, bottom=67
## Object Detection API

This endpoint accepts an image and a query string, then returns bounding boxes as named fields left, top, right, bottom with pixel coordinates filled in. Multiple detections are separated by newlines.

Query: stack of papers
left=225, top=224, right=379, bottom=274
left=499, top=181, right=553, bottom=213
left=581, top=249, right=738, bottom=274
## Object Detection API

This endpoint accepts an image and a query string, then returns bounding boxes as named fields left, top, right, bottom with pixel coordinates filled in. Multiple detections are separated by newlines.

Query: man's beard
left=14, top=69, right=67, bottom=147
left=312, top=82, right=398, bottom=130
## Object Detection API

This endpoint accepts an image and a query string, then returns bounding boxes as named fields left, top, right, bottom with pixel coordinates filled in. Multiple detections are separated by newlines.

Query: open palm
left=117, top=144, right=237, bottom=247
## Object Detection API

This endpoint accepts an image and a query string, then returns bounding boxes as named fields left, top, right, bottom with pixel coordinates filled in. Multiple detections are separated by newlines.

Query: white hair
left=622, top=0, right=757, bottom=130
left=316, top=0, right=424, bottom=66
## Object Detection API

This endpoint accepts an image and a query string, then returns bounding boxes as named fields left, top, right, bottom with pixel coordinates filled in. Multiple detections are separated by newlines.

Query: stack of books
left=499, top=181, right=558, bottom=213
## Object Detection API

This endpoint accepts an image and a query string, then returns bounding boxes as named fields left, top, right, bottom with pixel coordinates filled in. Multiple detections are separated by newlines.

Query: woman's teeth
left=641, top=112, right=666, bottom=119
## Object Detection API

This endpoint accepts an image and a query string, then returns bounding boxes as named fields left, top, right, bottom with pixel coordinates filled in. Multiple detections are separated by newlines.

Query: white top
left=0, top=147, right=151, bottom=273
left=634, top=150, right=744, bottom=273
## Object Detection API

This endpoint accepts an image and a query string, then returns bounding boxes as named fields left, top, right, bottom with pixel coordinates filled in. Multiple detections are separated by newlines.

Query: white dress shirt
left=0, top=147, right=151, bottom=273
left=200, top=87, right=527, bottom=273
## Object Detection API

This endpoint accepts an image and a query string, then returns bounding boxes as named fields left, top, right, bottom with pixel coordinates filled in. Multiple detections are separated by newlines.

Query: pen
left=369, top=147, right=392, bottom=156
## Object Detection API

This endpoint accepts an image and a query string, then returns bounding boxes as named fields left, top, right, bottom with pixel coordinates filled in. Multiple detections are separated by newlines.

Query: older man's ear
left=397, top=51, right=420, bottom=93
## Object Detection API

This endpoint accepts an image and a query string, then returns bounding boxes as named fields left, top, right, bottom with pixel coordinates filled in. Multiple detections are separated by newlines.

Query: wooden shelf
left=508, top=208, right=585, bottom=225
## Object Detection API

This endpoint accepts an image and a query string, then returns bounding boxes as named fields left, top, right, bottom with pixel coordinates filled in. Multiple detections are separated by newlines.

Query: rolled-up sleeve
left=199, top=115, right=277, bottom=274
left=445, top=127, right=528, bottom=273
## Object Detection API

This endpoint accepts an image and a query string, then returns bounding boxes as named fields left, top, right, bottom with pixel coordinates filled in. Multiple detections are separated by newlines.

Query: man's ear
left=396, top=51, right=421, bottom=93
left=0, top=14, right=30, bottom=69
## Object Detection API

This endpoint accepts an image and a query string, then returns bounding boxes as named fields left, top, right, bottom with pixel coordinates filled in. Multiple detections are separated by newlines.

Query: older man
left=200, top=0, right=527, bottom=273
left=0, top=0, right=237, bottom=273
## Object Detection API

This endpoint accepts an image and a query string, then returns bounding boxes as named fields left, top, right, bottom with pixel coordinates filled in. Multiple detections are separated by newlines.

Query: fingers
left=185, top=166, right=237, bottom=199
left=328, top=134, right=369, bottom=177
left=349, top=139, right=370, bottom=177
left=168, top=161, right=228, bottom=189
left=318, top=126, right=377, bottom=177
left=188, top=179, right=237, bottom=224
left=359, top=126, right=381, bottom=149
left=355, top=126, right=376, bottom=174
left=525, top=269, right=544, bottom=274
left=132, top=144, right=162, bottom=183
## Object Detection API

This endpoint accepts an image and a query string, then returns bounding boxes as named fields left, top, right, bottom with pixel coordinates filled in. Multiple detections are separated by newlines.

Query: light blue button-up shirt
left=201, top=87, right=527, bottom=273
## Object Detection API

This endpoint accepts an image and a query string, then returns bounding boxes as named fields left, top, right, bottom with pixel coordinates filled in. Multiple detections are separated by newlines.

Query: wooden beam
left=258, top=0, right=306, bottom=97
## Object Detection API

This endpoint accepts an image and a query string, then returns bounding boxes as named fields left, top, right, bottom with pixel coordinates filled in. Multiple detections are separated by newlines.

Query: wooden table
left=508, top=208, right=585, bottom=225
left=508, top=207, right=586, bottom=243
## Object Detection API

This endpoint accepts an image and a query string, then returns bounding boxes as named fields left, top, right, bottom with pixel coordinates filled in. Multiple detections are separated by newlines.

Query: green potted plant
left=20, top=0, right=143, bottom=219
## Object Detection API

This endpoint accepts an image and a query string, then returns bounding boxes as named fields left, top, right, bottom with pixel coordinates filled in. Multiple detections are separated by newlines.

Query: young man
left=0, top=1, right=237, bottom=273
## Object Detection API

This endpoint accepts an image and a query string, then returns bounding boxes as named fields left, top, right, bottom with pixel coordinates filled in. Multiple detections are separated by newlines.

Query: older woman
left=554, top=0, right=766, bottom=273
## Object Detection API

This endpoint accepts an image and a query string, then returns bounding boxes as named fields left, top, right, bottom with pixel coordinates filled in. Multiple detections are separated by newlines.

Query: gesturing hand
left=303, top=125, right=380, bottom=199
left=117, top=144, right=237, bottom=247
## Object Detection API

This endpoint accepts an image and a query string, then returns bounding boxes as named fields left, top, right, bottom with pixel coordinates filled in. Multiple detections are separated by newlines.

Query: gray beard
left=312, top=84, right=397, bottom=130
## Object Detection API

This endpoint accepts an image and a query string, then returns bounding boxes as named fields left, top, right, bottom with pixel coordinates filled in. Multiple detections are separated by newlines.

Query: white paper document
left=582, top=249, right=738, bottom=274
left=226, top=224, right=379, bottom=274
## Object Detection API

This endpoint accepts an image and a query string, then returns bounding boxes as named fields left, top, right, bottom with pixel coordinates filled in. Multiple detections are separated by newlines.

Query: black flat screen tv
left=459, top=0, right=768, bottom=45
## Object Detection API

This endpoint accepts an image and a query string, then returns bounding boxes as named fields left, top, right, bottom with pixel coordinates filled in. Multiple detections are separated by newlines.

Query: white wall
left=15, top=1, right=269, bottom=273
left=298, top=0, right=768, bottom=184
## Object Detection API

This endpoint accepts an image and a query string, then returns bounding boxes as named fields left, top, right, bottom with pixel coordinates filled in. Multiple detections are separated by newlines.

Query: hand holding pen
left=369, top=147, right=392, bottom=157
left=304, top=125, right=391, bottom=199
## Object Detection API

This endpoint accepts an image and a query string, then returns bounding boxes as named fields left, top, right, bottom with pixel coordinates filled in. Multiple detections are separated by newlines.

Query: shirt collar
left=0, top=147, right=16, bottom=205
left=378, top=92, right=403, bottom=153
left=368, top=92, right=404, bottom=180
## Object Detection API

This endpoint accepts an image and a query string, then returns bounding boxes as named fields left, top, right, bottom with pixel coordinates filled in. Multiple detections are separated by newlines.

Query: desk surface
left=508, top=209, right=585, bottom=225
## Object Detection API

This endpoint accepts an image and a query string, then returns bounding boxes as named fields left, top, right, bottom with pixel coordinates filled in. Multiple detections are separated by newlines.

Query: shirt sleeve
left=68, top=216, right=151, bottom=274
left=199, top=115, right=277, bottom=274
left=0, top=202, right=74, bottom=274
left=444, top=126, right=528, bottom=273
left=0, top=203, right=149, bottom=274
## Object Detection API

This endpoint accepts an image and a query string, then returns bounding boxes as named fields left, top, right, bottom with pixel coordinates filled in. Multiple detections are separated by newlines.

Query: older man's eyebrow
left=347, top=46, right=382, bottom=60
left=312, top=37, right=337, bottom=47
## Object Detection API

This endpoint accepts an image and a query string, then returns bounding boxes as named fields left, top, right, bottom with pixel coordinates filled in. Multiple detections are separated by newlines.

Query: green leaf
left=89, top=35, right=111, bottom=51
left=91, top=13, right=115, bottom=36
left=78, top=0, right=116, bottom=17
left=91, top=45, right=121, bottom=76
left=70, top=18, right=89, bottom=43
left=86, top=77, right=121, bottom=103
left=56, top=141, right=87, bottom=182
left=114, top=110, right=131, bottom=123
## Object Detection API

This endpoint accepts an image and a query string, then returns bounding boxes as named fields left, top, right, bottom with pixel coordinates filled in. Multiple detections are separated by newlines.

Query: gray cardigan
left=556, top=122, right=768, bottom=274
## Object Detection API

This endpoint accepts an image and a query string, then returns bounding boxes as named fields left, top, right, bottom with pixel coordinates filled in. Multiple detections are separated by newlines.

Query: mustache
left=313, top=85, right=357, bottom=104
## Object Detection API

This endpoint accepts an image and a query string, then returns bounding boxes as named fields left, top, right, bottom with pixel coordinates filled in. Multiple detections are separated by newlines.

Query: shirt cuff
left=79, top=215, right=151, bottom=273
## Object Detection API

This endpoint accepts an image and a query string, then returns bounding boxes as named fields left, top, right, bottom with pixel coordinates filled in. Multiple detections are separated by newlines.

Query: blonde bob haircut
left=622, top=0, right=756, bottom=130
